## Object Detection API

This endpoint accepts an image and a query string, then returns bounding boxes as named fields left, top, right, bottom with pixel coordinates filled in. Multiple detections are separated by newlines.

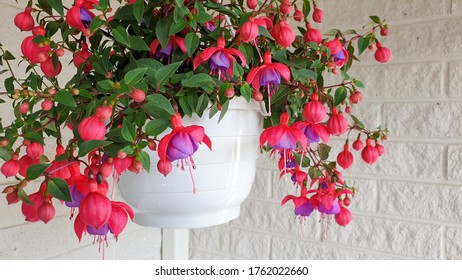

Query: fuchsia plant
left=0, top=0, right=390, bottom=249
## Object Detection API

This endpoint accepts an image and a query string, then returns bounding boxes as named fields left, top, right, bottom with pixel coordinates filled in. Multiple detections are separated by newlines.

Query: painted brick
left=329, top=215, right=442, bottom=258
left=349, top=142, right=444, bottom=180
left=378, top=181, right=462, bottom=222
left=384, top=102, right=462, bottom=138
left=248, top=169, right=272, bottom=199
left=320, top=0, right=445, bottom=28
left=452, top=0, right=462, bottom=14
left=449, top=60, right=462, bottom=97
left=444, top=227, right=462, bottom=259
left=350, top=62, right=444, bottom=99
left=448, top=145, right=462, bottom=181
left=343, top=179, right=378, bottom=213
left=271, top=237, right=396, bottom=260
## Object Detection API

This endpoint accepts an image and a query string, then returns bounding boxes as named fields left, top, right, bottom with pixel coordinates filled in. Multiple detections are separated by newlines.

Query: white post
left=161, top=228, right=189, bottom=260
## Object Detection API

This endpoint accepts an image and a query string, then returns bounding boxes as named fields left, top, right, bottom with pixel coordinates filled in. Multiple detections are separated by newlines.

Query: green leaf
left=308, top=166, right=322, bottom=180
left=133, top=0, right=145, bottom=23
left=47, top=178, right=71, bottom=202
left=293, top=152, right=310, bottom=168
left=106, top=128, right=128, bottom=143
left=204, top=2, right=237, bottom=20
left=121, top=119, right=136, bottom=142
left=145, top=94, right=176, bottom=116
left=48, top=0, right=64, bottom=16
left=357, top=37, right=371, bottom=55
left=239, top=83, right=252, bottom=102
left=129, top=36, right=150, bottom=51
left=169, top=19, right=188, bottom=36
left=156, top=15, right=173, bottom=48
left=137, top=150, right=151, bottom=173
left=23, top=131, right=45, bottom=145
left=46, top=21, right=60, bottom=37
left=124, top=67, right=147, bottom=85
left=155, top=61, right=183, bottom=86
left=350, top=114, right=365, bottom=129
left=4, top=77, right=14, bottom=94
left=334, top=87, right=347, bottom=106
left=354, top=79, right=366, bottom=89
left=340, top=70, right=351, bottom=81
left=370, top=15, right=381, bottom=24
left=97, top=80, right=114, bottom=90
left=218, top=100, right=229, bottom=123
left=26, top=163, right=52, bottom=180
left=318, top=144, right=331, bottom=160
left=181, top=73, right=214, bottom=88
left=17, top=188, right=33, bottom=205
left=78, top=140, right=112, bottom=157
left=0, top=146, right=14, bottom=161
left=184, top=33, right=200, bottom=57
left=145, top=119, right=170, bottom=136
left=90, top=17, right=105, bottom=33
left=112, top=26, right=130, bottom=46
left=55, top=90, right=77, bottom=107
left=302, top=0, right=311, bottom=18
left=258, top=26, right=274, bottom=40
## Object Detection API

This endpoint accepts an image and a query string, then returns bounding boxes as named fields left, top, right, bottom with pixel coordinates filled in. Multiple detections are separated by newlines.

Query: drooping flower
left=337, top=144, right=354, bottom=169
left=157, top=113, right=212, bottom=192
left=292, top=94, right=330, bottom=144
left=304, top=23, right=322, bottom=45
left=18, top=155, right=39, bottom=177
left=48, top=145, right=71, bottom=180
left=282, top=188, right=315, bottom=217
left=271, top=20, right=295, bottom=48
left=260, top=112, right=308, bottom=151
left=1, top=155, right=20, bottom=178
left=326, top=107, right=349, bottom=136
left=21, top=183, right=46, bottom=222
left=73, top=43, right=93, bottom=72
left=78, top=115, right=106, bottom=141
left=108, top=201, right=134, bottom=240
left=79, top=190, right=112, bottom=229
left=66, top=0, right=94, bottom=33
left=361, top=138, right=379, bottom=164
left=37, top=201, right=55, bottom=224
left=26, top=142, right=44, bottom=160
left=150, top=35, right=187, bottom=63
left=21, top=35, right=50, bottom=64
left=374, top=43, right=391, bottom=63
left=238, top=16, right=272, bottom=43
left=324, top=38, right=349, bottom=68
left=193, top=37, right=246, bottom=80
left=352, top=138, right=363, bottom=151
left=334, top=200, right=352, bottom=226
left=247, top=0, right=258, bottom=9
left=312, top=6, right=324, bottom=23
left=40, top=57, right=62, bottom=78
left=293, top=9, right=304, bottom=22
left=14, top=6, right=34, bottom=31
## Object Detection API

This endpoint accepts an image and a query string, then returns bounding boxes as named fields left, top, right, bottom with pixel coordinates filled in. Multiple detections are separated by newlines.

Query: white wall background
left=190, top=0, right=462, bottom=259
left=2, top=0, right=462, bottom=260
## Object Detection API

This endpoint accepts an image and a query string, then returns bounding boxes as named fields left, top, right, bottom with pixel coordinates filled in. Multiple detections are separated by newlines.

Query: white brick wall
left=0, top=1, right=161, bottom=260
left=191, top=0, right=462, bottom=259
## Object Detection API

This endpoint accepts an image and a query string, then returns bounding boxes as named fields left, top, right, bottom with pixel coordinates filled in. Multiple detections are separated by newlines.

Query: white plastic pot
left=118, top=98, right=262, bottom=228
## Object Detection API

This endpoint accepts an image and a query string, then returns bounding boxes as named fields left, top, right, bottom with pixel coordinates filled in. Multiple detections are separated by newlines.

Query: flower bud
left=312, top=6, right=324, bottom=23
left=14, top=6, right=34, bottom=31
left=131, top=89, right=146, bottom=102
left=41, top=99, right=53, bottom=110
left=374, top=43, right=391, bottom=63
left=303, top=93, right=326, bottom=123
left=78, top=116, right=106, bottom=141
left=19, top=102, right=30, bottom=114
left=352, top=138, right=363, bottom=151
left=304, top=23, right=322, bottom=45
left=335, top=203, right=352, bottom=226
left=40, top=57, right=62, bottom=78
left=37, top=202, right=55, bottom=224
left=271, top=20, right=295, bottom=48
left=375, top=140, right=385, bottom=156
left=361, top=138, right=379, bottom=165
left=157, top=160, right=172, bottom=176
left=380, top=27, right=388, bottom=36
left=26, top=142, right=45, bottom=159
left=293, top=9, right=303, bottom=22
left=252, top=90, right=263, bottom=101
left=350, top=91, right=363, bottom=104
left=337, top=144, right=354, bottom=169
left=247, top=0, right=257, bottom=9
left=95, top=105, right=113, bottom=121
left=1, top=155, right=20, bottom=178
left=6, top=191, right=20, bottom=205
left=326, top=107, right=348, bottom=136
left=225, top=87, right=235, bottom=98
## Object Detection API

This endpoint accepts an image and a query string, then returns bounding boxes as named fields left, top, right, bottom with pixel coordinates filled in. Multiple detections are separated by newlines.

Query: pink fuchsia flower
left=108, top=201, right=134, bottom=240
left=66, top=0, right=94, bottom=33
left=374, top=43, right=391, bottom=63
left=150, top=35, right=187, bottom=62
left=204, top=15, right=225, bottom=32
left=375, top=140, right=385, bottom=156
left=21, top=35, right=50, bottom=64
left=260, top=112, right=308, bottom=151
left=26, top=142, right=44, bottom=160
left=247, top=0, right=258, bottom=9
left=80, top=0, right=99, bottom=10
left=352, top=138, right=363, bottom=151
left=79, top=190, right=112, bottom=229
left=37, top=200, right=55, bottom=224
left=48, top=145, right=71, bottom=180
left=334, top=200, right=352, bottom=226
left=78, top=115, right=106, bottom=141
left=312, top=5, right=324, bottom=23
left=18, top=155, right=39, bottom=177
left=157, top=113, right=212, bottom=192
left=73, top=43, right=93, bottom=72
left=1, top=154, right=19, bottom=178
left=238, top=16, right=272, bottom=43
left=304, top=23, right=322, bottom=45
left=40, top=57, right=62, bottom=78
left=193, top=37, right=246, bottom=80
left=293, top=9, right=304, bottom=22
left=14, top=6, right=34, bottom=31
left=292, top=94, right=330, bottom=144
left=281, top=188, right=316, bottom=217
left=337, top=144, right=354, bottom=169
left=21, top=182, right=46, bottom=222
left=324, top=38, right=349, bottom=68
left=326, top=107, right=348, bottom=136
left=271, top=20, right=295, bottom=48
left=350, top=91, right=363, bottom=104
left=361, top=138, right=379, bottom=164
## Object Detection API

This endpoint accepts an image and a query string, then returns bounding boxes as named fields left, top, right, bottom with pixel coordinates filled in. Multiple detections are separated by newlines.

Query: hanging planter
left=119, top=98, right=261, bottom=228
left=0, top=0, right=391, bottom=249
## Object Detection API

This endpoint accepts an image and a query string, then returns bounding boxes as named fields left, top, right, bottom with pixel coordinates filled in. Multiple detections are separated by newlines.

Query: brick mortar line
left=351, top=57, right=462, bottom=68
left=228, top=225, right=417, bottom=259
left=440, top=226, right=447, bottom=259
left=346, top=173, right=462, bottom=187
left=361, top=98, right=462, bottom=103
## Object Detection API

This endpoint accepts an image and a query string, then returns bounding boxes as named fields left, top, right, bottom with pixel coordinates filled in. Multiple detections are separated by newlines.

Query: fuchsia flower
left=157, top=113, right=212, bottom=192
left=79, top=189, right=112, bottom=230
left=326, top=107, right=348, bottom=136
left=304, top=23, right=322, bottom=45
left=260, top=112, right=307, bottom=151
left=238, top=16, right=272, bottom=43
left=78, top=115, right=106, bottom=141
left=337, top=144, right=354, bottom=169
left=14, top=6, right=34, bottom=31
left=150, top=35, right=187, bottom=62
left=40, top=57, right=62, bottom=78
left=18, top=155, right=39, bottom=177
left=66, top=0, right=94, bottom=33
left=293, top=93, right=330, bottom=143
left=26, top=142, right=44, bottom=159
left=49, top=145, right=71, bottom=180
left=374, top=43, right=391, bottom=63
left=193, top=37, right=246, bottom=80
left=1, top=155, right=19, bottom=178
left=281, top=188, right=316, bottom=217
left=312, top=6, right=324, bottom=23
left=21, top=26, right=50, bottom=64
left=247, top=0, right=258, bottom=9
left=335, top=200, right=352, bottom=226
left=271, top=20, right=295, bottom=48
left=324, top=38, right=349, bottom=68
left=361, top=138, right=379, bottom=164
left=73, top=43, right=93, bottom=72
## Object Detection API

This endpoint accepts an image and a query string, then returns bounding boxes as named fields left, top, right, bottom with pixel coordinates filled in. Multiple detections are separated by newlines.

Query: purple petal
left=318, top=200, right=340, bottom=214
left=294, top=202, right=314, bottom=216
left=79, top=8, right=92, bottom=28
left=260, top=67, right=281, bottom=87
left=301, top=125, right=320, bottom=143
left=86, top=223, right=109, bottom=236
left=333, top=51, right=346, bottom=61
left=65, top=186, right=85, bottom=208
left=205, top=22, right=215, bottom=32
left=272, top=132, right=296, bottom=149
left=167, top=133, right=199, bottom=160
left=208, top=51, right=230, bottom=71
left=157, top=40, right=174, bottom=58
